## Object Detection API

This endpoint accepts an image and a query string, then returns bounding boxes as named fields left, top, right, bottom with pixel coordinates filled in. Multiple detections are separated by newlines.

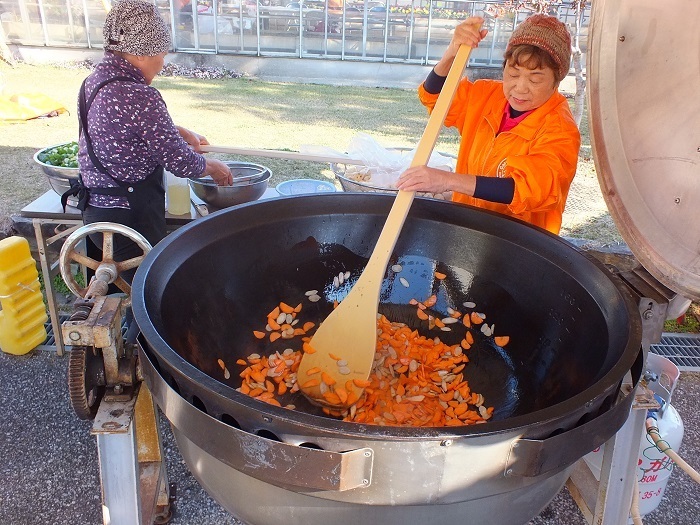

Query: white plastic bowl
left=275, top=179, right=337, bottom=196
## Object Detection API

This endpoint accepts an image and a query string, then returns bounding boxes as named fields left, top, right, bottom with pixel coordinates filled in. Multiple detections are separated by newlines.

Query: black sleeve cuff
left=423, top=68, right=447, bottom=95
left=473, top=176, right=515, bottom=204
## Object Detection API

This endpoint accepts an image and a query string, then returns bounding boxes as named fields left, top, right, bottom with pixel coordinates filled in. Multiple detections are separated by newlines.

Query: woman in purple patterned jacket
left=64, top=0, right=232, bottom=281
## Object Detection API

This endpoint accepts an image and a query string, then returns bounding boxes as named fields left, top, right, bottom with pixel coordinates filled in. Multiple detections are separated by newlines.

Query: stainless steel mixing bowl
left=33, top=143, right=80, bottom=201
left=330, top=148, right=455, bottom=200
left=189, top=161, right=271, bottom=210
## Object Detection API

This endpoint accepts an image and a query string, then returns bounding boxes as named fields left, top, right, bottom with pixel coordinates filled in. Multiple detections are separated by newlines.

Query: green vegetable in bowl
left=38, top=142, right=79, bottom=168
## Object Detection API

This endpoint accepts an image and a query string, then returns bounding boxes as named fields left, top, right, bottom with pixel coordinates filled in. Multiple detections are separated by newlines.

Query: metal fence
left=0, top=0, right=588, bottom=66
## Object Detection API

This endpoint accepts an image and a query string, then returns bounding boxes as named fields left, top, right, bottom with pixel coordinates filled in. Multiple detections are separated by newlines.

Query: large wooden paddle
left=296, top=44, right=475, bottom=409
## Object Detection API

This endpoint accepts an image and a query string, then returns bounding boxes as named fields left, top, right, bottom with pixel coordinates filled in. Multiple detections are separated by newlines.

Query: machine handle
left=504, top=347, right=644, bottom=478
left=200, top=144, right=367, bottom=166
left=139, top=346, right=374, bottom=492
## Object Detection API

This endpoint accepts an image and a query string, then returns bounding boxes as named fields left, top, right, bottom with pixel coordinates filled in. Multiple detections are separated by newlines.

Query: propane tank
left=637, top=399, right=684, bottom=515
left=582, top=353, right=684, bottom=520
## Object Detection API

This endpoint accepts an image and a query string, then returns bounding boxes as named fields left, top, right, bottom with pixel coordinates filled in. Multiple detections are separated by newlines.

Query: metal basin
left=133, top=194, right=642, bottom=525
left=189, top=161, right=271, bottom=210
left=331, top=148, right=455, bottom=200
left=33, top=143, right=79, bottom=204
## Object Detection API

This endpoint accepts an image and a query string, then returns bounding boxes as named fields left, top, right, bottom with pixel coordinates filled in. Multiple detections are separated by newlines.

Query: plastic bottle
left=0, top=236, right=48, bottom=355
left=166, top=170, right=191, bottom=215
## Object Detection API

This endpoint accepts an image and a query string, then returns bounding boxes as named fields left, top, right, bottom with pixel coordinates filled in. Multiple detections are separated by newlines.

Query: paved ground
left=1, top=347, right=698, bottom=525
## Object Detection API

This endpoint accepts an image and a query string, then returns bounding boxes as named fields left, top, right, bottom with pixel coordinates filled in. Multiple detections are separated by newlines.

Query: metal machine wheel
left=68, top=345, right=106, bottom=420
left=59, top=222, right=152, bottom=300
left=61, top=222, right=151, bottom=419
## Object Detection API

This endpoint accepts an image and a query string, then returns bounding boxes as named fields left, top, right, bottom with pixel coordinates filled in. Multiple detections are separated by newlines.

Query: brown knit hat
left=103, top=0, right=171, bottom=57
left=507, top=14, right=571, bottom=81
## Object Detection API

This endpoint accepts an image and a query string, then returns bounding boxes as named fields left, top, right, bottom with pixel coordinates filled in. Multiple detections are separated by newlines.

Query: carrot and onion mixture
left=223, top=295, right=509, bottom=427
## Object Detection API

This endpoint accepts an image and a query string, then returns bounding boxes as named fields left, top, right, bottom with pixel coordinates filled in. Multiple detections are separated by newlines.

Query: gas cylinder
left=0, top=236, right=48, bottom=355
left=583, top=353, right=684, bottom=520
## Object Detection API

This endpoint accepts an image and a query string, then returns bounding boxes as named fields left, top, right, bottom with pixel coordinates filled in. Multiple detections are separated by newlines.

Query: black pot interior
left=135, top=194, right=638, bottom=427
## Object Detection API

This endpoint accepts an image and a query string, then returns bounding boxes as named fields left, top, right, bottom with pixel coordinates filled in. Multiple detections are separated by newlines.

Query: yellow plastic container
left=0, top=236, right=48, bottom=355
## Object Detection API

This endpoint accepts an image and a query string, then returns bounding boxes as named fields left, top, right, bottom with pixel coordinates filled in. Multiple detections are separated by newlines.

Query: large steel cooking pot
left=133, top=194, right=642, bottom=525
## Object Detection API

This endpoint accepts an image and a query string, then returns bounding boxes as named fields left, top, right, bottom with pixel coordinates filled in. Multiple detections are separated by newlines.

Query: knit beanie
left=507, top=14, right=572, bottom=81
left=103, top=0, right=172, bottom=57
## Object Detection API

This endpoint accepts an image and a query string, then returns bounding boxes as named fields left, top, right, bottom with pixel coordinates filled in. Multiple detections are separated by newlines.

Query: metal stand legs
left=92, top=384, right=171, bottom=525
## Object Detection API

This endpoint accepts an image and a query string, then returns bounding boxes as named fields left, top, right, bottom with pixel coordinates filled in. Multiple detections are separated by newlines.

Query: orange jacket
left=418, top=79, right=581, bottom=234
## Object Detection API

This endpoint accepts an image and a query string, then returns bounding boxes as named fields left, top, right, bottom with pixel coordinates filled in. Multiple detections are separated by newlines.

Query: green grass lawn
left=2, top=61, right=614, bottom=243
left=0, top=62, right=463, bottom=218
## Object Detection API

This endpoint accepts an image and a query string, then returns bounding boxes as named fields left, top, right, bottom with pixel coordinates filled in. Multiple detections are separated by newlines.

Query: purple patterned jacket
left=78, top=52, right=206, bottom=208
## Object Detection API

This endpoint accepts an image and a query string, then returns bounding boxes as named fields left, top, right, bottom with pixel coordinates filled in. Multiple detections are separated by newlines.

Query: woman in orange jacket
left=397, top=14, right=581, bottom=235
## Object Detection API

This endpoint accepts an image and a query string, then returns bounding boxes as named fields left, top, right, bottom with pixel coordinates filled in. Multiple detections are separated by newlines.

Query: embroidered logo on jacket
left=496, top=159, right=508, bottom=178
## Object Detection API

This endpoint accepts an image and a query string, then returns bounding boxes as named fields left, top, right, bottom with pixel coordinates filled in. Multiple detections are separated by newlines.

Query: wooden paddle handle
left=361, top=44, right=473, bottom=281
left=199, top=144, right=367, bottom=165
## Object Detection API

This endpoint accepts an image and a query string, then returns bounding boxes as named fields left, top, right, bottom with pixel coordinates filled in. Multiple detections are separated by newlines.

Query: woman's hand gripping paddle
left=297, top=43, right=476, bottom=410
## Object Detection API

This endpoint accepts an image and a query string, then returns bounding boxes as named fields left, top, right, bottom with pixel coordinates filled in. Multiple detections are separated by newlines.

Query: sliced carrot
left=424, top=294, right=437, bottom=307
left=301, top=378, right=321, bottom=388
left=335, top=387, right=349, bottom=404
left=434, top=271, right=446, bottom=280
left=328, top=352, right=343, bottom=361
left=494, top=336, right=510, bottom=347
left=267, top=306, right=280, bottom=319
left=236, top=359, right=248, bottom=366
left=416, top=308, right=429, bottom=321
left=217, top=359, right=226, bottom=370
left=353, top=378, right=371, bottom=388
left=470, top=312, right=484, bottom=325
left=294, top=303, right=303, bottom=313
left=279, top=302, right=294, bottom=314
left=346, top=390, right=359, bottom=406
left=323, top=391, right=342, bottom=405
left=306, top=367, right=321, bottom=375
left=269, top=332, right=281, bottom=342
left=251, top=370, right=266, bottom=383
left=321, top=372, right=336, bottom=386
left=302, top=342, right=316, bottom=354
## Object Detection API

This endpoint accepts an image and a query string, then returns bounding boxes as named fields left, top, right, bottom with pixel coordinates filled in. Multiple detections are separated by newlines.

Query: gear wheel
left=68, top=346, right=106, bottom=420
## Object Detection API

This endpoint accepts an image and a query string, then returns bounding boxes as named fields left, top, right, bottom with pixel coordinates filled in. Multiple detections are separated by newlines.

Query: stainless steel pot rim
left=133, top=194, right=643, bottom=440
